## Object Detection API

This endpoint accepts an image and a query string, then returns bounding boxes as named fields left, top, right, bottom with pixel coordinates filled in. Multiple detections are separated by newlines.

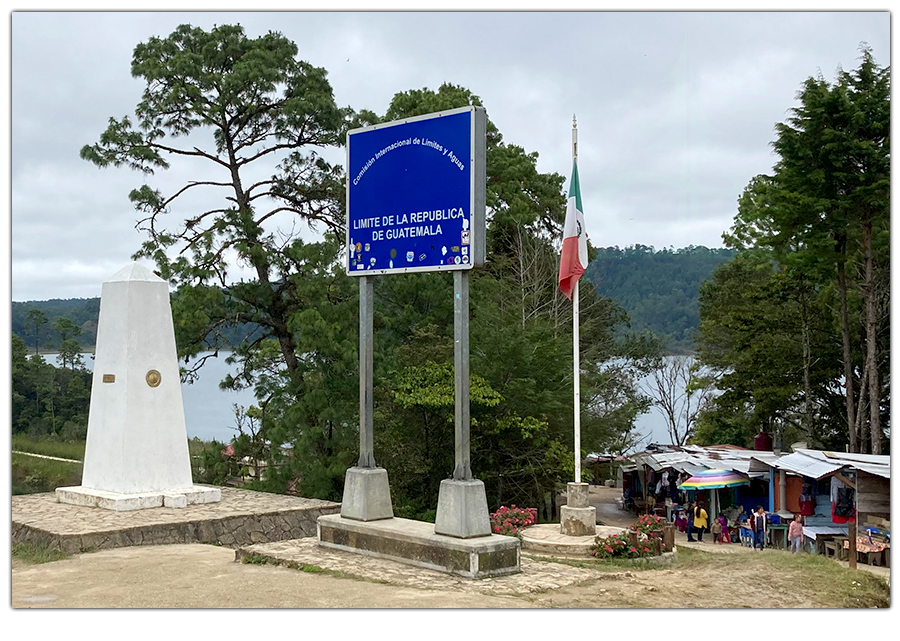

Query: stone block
left=183, top=486, right=221, bottom=505
left=56, top=486, right=165, bottom=511
left=340, top=467, right=394, bottom=521
left=566, top=482, right=591, bottom=508
left=560, top=505, right=597, bottom=536
left=434, top=479, right=491, bottom=538
left=163, top=494, right=188, bottom=508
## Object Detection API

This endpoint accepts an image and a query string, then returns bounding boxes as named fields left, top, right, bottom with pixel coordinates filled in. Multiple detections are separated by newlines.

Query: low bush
left=490, top=505, right=537, bottom=537
left=591, top=514, right=671, bottom=559
left=591, top=532, right=654, bottom=559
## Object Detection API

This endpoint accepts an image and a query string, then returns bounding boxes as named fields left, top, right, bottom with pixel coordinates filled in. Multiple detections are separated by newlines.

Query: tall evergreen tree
left=719, top=46, right=889, bottom=452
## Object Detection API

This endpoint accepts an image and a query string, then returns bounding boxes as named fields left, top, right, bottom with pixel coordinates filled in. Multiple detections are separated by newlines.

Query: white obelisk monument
left=56, top=263, right=221, bottom=511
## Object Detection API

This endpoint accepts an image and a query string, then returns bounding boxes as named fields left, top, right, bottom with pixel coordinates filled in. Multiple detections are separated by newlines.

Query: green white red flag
left=558, top=160, right=588, bottom=299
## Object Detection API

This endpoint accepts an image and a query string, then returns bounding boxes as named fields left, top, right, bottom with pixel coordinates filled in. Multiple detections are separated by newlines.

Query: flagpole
left=572, top=115, right=581, bottom=484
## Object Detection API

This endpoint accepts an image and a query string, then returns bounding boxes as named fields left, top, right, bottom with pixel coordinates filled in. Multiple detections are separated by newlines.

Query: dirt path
left=11, top=485, right=889, bottom=609
left=13, top=542, right=885, bottom=609
left=12, top=450, right=81, bottom=463
left=11, top=544, right=528, bottom=608
left=589, top=484, right=639, bottom=528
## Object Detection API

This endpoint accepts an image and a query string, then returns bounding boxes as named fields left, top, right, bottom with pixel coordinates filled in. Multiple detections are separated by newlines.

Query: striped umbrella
left=678, top=468, right=750, bottom=490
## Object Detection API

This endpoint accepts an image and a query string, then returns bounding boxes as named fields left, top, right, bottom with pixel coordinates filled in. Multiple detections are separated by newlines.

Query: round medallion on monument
left=145, top=369, right=161, bottom=387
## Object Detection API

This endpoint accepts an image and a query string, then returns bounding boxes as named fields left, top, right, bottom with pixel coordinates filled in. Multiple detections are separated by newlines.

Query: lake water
left=56, top=352, right=676, bottom=448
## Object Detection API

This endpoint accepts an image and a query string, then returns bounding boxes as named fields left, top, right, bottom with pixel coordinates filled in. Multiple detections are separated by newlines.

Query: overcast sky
left=7, top=9, right=891, bottom=302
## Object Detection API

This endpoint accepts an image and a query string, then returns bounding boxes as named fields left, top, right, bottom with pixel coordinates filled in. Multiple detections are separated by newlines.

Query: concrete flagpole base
left=434, top=478, right=491, bottom=538
left=560, top=481, right=597, bottom=536
left=340, top=467, right=394, bottom=522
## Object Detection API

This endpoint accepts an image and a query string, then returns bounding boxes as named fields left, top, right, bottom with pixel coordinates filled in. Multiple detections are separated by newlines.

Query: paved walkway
left=241, top=537, right=622, bottom=597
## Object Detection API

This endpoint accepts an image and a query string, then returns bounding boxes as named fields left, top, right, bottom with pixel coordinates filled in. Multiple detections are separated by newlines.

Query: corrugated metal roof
left=769, top=451, right=845, bottom=479
left=819, top=450, right=890, bottom=465
left=623, top=445, right=890, bottom=482
left=795, top=449, right=890, bottom=479
left=851, top=462, right=891, bottom=479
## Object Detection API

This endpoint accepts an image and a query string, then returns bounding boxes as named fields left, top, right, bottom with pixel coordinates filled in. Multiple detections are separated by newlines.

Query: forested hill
left=12, top=298, right=101, bottom=351
left=16, top=244, right=733, bottom=354
left=584, top=245, right=736, bottom=353
left=12, top=298, right=255, bottom=351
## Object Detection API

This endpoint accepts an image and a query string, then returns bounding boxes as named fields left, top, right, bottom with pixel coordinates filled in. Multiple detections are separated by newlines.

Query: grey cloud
left=10, top=11, right=890, bottom=301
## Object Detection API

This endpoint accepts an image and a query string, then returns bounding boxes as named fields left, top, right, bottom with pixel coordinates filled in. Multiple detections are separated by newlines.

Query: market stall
left=678, top=469, right=750, bottom=541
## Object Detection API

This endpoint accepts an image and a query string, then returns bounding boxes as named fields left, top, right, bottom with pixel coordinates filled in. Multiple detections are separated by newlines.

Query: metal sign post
left=358, top=275, right=375, bottom=469
left=339, top=273, right=393, bottom=522
left=453, top=269, right=472, bottom=481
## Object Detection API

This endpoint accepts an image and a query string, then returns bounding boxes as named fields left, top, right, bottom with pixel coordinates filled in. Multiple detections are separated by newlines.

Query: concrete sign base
left=434, top=478, right=491, bottom=538
left=318, top=514, right=519, bottom=579
left=340, top=467, right=394, bottom=521
left=560, top=482, right=597, bottom=536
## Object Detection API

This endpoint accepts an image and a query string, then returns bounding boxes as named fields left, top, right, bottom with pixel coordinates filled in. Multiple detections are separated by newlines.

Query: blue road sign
left=346, top=106, right=486, bottom=276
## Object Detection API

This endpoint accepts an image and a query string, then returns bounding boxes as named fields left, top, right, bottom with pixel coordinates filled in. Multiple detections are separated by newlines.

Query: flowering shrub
left=591, top=514, right=670, bottom=559
left=591, top=532, right=652, bottom=559
left=633, top=513, right=667, bottom=542
left=490, top=505, right=537, bottom=537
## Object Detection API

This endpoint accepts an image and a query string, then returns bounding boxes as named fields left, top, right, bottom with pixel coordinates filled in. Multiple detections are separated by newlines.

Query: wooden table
left=767, top=524, right=789, bottom=549
left=843, top=536, right=889, bottom=566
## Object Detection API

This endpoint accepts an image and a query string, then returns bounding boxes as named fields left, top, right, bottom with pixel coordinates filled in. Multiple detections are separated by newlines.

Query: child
left=716, top=513, right=730, bottom=543
left=711, top=514, right=723, bottom=544
left=789, top=513, right=803, bottom=554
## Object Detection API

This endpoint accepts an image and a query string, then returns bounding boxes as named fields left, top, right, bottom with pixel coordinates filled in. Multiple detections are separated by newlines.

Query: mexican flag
left=558, top=160, right=588, bottom=299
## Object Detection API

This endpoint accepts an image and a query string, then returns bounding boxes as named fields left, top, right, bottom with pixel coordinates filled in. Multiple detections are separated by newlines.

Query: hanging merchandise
left=830, top=476, right=844, bottom=504
left=832, top=486, right=856, bottom=523
left=799, top=481, right=816, bottom=516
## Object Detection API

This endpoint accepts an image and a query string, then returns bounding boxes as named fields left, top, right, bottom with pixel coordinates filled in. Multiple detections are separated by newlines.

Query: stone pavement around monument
left=12, top=487, right=339, bottom=553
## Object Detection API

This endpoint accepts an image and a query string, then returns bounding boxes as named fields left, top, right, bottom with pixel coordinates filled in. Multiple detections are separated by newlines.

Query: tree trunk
left=800, top=293, right=814, bottom=446
left=836, top=255, right=858, bottom=452
left=854, top=362, right=869, bottom=455
left=863, top=221, right=881, bottom=454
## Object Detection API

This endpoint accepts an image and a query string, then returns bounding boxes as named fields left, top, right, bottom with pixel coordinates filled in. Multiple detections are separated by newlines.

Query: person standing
left=686, top=501, right=696, bottom=542
left=789, top=513, right=804, bottom=554
left=751, top=505, right=767, bottom=551
left=693, top=501, right=709, bottom=543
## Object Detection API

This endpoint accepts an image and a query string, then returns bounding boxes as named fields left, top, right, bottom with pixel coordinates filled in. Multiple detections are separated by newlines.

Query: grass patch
left=12, top=435, right=85, bottom=461
left=12, top=452, right=83, bottom=495
left=753, top=549, right=890, bottom=608
left=12, top=542, right=71, bottom=565
left=243, top=555, right=392, bottom=585
left=241, top=553, right=269, bottom=565
left=524, top=552, right=664, bottom=572
left=529, top=547, right=889, bottom=608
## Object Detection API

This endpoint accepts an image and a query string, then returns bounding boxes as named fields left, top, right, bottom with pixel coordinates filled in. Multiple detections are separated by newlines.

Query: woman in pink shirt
left=788, top=513, right=804, bottom=554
